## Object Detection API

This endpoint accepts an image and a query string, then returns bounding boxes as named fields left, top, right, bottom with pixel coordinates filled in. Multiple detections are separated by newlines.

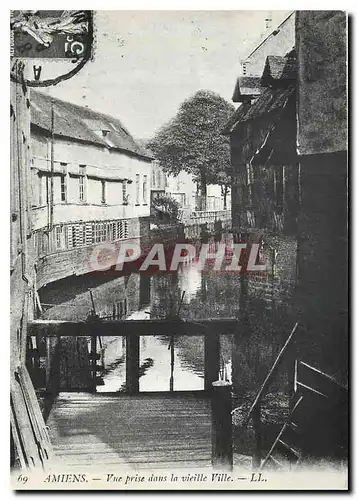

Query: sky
left=47, top=10, right=291, bottom=140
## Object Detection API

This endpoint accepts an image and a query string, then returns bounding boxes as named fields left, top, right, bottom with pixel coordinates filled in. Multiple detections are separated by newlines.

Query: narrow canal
left=39, top=231, right=298, bottom=401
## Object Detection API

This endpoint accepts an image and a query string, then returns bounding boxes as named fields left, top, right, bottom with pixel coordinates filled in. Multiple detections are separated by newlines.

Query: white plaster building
left=30, top=91, right=153, bottom=287
left=150, top=161, right=228, bottom=213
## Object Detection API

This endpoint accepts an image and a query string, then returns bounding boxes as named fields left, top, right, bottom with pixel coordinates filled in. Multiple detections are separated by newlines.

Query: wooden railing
left=27, top=317, right=238, bottom=395
left=240, top=322, right=299, bottom=469
left=183, top=209, right=231, bottom=225
left=28, top=317, right=238, bottom=469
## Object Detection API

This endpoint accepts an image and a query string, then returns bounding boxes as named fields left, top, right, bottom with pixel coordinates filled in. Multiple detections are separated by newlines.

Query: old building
left=150, top=160, right=227, bottom=214
left=228, top=13, right=296, bottom=235
left=236, top=11, right=295, bottom=100
left=150, top=159, right=168, bottom=201
left=30, top=91, right=153, bottom=288
left=295, top=11, right=348, bottom=382
left=228, top=10, right=347, bottom=383
left=226, top=51, right=298, bottom=236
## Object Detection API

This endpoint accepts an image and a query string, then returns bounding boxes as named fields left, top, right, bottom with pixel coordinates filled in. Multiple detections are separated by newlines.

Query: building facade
left=150, top=161, right=229, bottom=214
left=234, top=12, right=295, bottom=101
left=31, top=91, right=153, bottom=288
left=295, top=11, right=348, bottom=383
left=228, top=13, right=297, bottom=236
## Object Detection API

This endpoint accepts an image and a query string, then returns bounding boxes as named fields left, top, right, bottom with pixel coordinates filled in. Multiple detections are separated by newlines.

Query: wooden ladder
left=260, top=361, right=348, bottom=470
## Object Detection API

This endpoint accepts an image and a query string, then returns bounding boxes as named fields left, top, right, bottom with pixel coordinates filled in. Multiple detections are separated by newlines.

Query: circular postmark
left=10, top=10, right=94, bottom=87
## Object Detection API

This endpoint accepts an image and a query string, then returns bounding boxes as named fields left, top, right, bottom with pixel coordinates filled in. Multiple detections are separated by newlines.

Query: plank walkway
left=46, top=392, right=212, bottom=469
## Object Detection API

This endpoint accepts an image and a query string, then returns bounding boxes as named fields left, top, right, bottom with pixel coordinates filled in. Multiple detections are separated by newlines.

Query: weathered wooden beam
left=211, top=380, right=233, bottom=470
left=45, top=336, right=61, bottom=394
left=28, top=318, right=239, bottom=337
left=204, top=333, right=221, bottom=391
left=252, top=401, right=262, bottom=470
left=126, top=334, right=139, bottom=394
left=243, top=322, right=299, bottom=426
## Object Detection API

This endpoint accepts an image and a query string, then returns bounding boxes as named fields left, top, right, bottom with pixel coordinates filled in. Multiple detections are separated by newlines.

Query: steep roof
left=232, top=77, right=261, bottom=103
left=31, top=91, right=153, bottom=161
left=232, top=48, right=297, bottom=104
left=261, top=52, right=297, bottom=86
left=243, top=12, right=295, bottom=61
left=223, top=87, right=295, bottom=134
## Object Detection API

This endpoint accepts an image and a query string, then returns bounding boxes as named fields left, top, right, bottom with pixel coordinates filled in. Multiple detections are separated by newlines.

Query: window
left=79, top=176, right=84, bottom=202
left=82, top=224, right=86, bottom=245
left=122, top=181, right=128, bottom=205
left=152, top=169, right=156, bottom=188
left=79, top=165, right=86, bottom=202
left=135, top=174, right=140, bottom=204
left=55, top=226, right=62, bottom=249
left=72, top=226, right=77, bottom=248
left=143, top=175, right=148, bottom=204
left=45, top=176, right=49, bottom=205
left=101, top=180, right=106, bottom=204
left=60, top=175, right=66, bottom=202
left=38, top=174, right=43, bottom=206
left=85, top=223, right=92, bottom=246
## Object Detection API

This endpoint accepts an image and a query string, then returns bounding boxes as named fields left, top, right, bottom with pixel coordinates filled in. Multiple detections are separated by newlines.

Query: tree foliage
left=148, top=90, right=235, bottom=209
left=151, top=194, right=180, bottom=223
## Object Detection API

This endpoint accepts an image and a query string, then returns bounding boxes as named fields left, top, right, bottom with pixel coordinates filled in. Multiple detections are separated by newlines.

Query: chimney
left=265, top=17, right=272, bottom=30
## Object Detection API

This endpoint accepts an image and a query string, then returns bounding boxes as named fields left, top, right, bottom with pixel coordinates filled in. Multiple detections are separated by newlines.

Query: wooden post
left=211, top=380, right=233, bottom=470
left=169, top=336, right=174, bottom=392
left=204, top=333, right=220, bottom=391
left=126, top=334, right=139, bottom=394
left=252, top=401, right=262, bottom=469
left=45, top=335, right=61, bottom=395
left=90, top=334, right=97, bottom=392
left=287, top=345, right=297, bottom=412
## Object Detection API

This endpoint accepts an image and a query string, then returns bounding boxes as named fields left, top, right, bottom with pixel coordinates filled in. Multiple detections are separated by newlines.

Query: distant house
left=30, top=91, right=153, bottom=287
left=150, top=159, right=168, bottom=201
left=138, top=137, right=230, bottom=215
left=165, top=171, right=197, bottom=210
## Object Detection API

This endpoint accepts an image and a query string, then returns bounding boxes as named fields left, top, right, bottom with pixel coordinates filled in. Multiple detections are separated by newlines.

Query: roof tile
left=31, top=91, right=153, bottom=160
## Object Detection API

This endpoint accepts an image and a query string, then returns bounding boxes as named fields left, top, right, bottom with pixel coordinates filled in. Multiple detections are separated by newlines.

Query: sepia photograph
left=10, top=9, right=348, bottom=491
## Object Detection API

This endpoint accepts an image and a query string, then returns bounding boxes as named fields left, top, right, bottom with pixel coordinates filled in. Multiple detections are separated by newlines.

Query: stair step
left=265, top=454, right=282, bottom=469
left=282, top=425, right=302, bottom=449
left=290, top=392, right=331, bottom=427
left=296, top=381, right=328, bottom=398
left=296, top=361, right=347, bottom=400
left=277, top=439, right=300, bottom=459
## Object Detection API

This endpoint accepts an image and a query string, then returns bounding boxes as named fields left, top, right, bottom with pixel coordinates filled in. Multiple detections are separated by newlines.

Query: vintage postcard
left=10, top=10, right=348, bottom=491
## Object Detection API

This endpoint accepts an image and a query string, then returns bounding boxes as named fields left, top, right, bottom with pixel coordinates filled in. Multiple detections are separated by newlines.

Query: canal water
left=39, top=231, right=297, bottom=398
